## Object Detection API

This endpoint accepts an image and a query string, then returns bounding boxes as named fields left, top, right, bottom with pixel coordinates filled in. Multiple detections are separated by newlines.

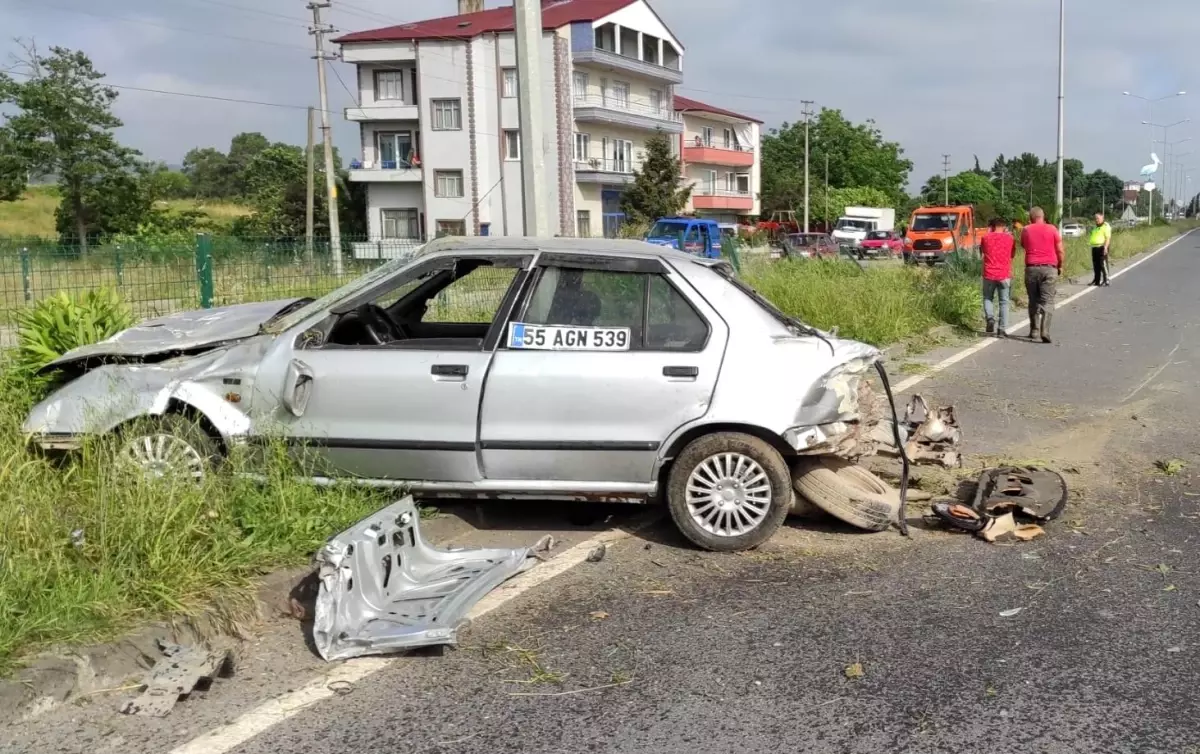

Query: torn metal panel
left=118, top=641, right=233, bottom=717
left=972, top=466, right=1068, bottom=521
left=39, top=298, right=306, bottom=374
left=313, top=497, right=535, bottom=661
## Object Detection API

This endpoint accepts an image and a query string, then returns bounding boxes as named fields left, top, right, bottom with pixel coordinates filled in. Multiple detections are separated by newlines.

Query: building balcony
left=693, top=189, right=754, bottom=211
left=572, top=46, right=683, bottom=85
left=574, top=158, right=642, bottom=185
left=345, top=104, right=419, bottom=122
left=347, top=160, right=422, bottom=182
left=683, top=143, right=755, bottom=168
left=572, top=95, right=683, bottom=134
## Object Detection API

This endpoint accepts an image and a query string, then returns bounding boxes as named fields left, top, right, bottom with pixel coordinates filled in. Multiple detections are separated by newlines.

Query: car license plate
left=508, top=322, right=630, bottom=351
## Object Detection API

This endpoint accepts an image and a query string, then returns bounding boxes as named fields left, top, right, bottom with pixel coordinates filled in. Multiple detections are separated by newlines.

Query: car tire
left=115, top=413, right=221, bottom=482
left=792, top=458, right=899, bottom=532
left=666, top=432, right=792, bottom=552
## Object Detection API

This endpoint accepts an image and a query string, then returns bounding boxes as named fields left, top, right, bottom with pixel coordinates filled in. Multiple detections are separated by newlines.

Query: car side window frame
left=502, top=253, right=711, bottom=353
left=300, top=253, right=532, bottom=353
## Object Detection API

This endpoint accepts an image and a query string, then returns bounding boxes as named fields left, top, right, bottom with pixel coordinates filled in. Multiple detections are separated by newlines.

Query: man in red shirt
left=980, top=218, right=1015, bottom=336
left=1018, top=207, right=1064, bottom=343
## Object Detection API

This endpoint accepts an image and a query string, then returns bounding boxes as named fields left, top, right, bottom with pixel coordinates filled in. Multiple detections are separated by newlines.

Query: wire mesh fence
left=0, top=235, right=425, bottom=325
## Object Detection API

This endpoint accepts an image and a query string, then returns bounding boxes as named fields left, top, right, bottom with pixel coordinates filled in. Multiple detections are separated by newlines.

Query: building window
left=436, top=220, right=466, bottom=237
left=434, top=170, right=464, bottom=198
left=701, top=127, right=713, bottom=147
left=573, top=71, right=589, bottom=102
left=430, top=98, right=462, bottom=130
left=649, top=88, right=662, bottom=116
left=723, top=128, right=733, bottom=149
left=737, top=174, right=750, bottom=194
left=725, top=172, right=735, bottom=192
left=375, top=70, right=406, bottom=102
left=502, top=67, right=518, bottom=98
left=504, top=130, right=521, bottom=161
left=610, top=80, right=630, bottom=108
left=377, top=131, right=416, bottom=168
left=705, top=170, right=717, bottom=193
left=574, top=132, right=590, bottom=163
left=577, top=210, right=591, bottom=238
left=381, top=208, right=420, bottom=239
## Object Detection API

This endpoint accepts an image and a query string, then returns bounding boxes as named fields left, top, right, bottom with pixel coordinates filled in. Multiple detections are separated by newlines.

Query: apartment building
left=335, top=0, right=701, bottom=247
left=675, top=96, right=762, bottom=224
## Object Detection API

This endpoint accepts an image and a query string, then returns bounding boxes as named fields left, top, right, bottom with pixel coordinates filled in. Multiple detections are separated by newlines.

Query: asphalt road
left=4, top=231, right=1199, bottom=754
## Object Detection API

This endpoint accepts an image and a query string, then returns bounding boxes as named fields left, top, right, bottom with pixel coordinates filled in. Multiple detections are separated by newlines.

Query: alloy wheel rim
left=119, top=433, right=207, bottom=480
left=685, top=452, right=772, bottom=537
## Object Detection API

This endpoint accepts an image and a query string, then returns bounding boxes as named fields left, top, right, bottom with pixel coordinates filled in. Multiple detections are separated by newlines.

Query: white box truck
left=830, top=206, right=896, bottom=251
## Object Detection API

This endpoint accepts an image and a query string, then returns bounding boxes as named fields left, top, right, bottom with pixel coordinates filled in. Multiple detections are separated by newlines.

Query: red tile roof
left=673, top=94, right=762, bottom=124
left=335, top=0, right=636, bottom=44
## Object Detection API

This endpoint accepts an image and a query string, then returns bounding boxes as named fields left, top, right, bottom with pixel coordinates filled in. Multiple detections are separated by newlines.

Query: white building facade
left=336, top=0, right=756, bottom=248
left=674, top=96, right=762, bottom=224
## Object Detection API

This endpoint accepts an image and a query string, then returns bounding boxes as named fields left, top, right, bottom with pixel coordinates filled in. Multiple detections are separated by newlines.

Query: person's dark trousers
left=1091, top=246, right=1108, bottom=285
left=1026, top=265, right=1058, bottom=341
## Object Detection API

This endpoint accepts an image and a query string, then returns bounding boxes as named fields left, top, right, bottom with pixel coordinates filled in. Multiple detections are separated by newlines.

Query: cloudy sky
left=2, top=0, right=1196, bottom=189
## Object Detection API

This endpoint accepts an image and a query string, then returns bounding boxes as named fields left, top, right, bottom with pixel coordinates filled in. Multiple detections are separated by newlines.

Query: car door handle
left=431, top=364, right=468, bottom=379
left=663, top=366, right=699, bottom=379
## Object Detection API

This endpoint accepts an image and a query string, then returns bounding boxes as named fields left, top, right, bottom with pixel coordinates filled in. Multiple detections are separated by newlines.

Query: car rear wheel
left=116, top=414, right=221, bottom=482
left=666, top=432, right=791, bottom=552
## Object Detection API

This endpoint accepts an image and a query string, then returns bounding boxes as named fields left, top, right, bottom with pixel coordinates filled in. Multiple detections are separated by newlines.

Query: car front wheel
left=666, top=432, right=792, bottom=552
left=116, top=414, right=221, bottom=482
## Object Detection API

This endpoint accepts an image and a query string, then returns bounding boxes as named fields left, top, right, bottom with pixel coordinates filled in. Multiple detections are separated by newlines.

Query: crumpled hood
left=39, top=298, right=304, bottom=374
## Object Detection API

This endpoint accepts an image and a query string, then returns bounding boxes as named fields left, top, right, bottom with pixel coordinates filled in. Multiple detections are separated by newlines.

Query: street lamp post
left=1055, top=0, right=1065, bottom=229
left=1123, top=90, right=1187, bottom=222
left=1144, top=119, right=1191, bottom=220
left=1156, top=136, right=1192, bottom=208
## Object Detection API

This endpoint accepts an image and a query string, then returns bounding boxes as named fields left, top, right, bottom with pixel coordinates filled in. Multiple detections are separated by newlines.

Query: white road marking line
left=1122, top=341, right=1183, bottom=404
left=168, top=524, right=645, bottom=754
left=892, top=229, right=1196, bottom=395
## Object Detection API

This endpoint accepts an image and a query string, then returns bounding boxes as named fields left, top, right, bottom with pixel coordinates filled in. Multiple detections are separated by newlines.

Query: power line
left=330, top=64, right=359, bottom=106
left=168, top=0, right=310, bottom=25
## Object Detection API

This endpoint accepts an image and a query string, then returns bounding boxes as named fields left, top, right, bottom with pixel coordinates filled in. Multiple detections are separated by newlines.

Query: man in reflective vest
left=1089, top=212, right=1113, bottom=287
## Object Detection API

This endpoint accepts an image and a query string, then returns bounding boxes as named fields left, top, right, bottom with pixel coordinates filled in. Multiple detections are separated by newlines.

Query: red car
left=781, top=232, right=838, bottom=259
left=859, top=230, right=904, bottom=258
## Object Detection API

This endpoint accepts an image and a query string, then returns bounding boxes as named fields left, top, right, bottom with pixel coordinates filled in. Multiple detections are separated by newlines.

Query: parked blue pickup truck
left=643, top=217, right=721, bottom=258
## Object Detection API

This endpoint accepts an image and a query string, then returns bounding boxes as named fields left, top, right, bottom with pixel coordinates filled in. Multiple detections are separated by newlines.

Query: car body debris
left=930, top=466, right=1066, bottom=543
left=313, top=497, right=537, bottom=662
left=118, top=640, right=234, bottom=716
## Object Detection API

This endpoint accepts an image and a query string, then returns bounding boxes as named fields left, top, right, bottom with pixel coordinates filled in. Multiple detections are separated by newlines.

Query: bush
left=11, top=289, right=133, bottom=396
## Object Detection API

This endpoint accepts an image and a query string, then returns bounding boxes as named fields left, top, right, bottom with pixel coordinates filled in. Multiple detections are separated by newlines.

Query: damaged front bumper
left=313, top=497, right=537, bottom=661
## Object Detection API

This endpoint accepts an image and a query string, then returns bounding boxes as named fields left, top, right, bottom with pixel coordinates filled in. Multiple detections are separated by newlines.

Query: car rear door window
left=645, top=275, right=709, bottom=351
left=523, top=268, right=646, bottom=344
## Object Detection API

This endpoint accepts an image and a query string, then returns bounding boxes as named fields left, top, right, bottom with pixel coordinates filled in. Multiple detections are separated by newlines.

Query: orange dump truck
left=903, top=205, right=980, bottom=264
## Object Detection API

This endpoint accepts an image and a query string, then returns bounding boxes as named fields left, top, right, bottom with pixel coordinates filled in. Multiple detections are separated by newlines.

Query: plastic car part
left=971, top=467, right=1069, bottom=522
left=312, top=497, right=536, bottom=661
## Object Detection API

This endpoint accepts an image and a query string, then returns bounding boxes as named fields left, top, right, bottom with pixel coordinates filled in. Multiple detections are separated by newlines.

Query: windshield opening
left=648, top=220, right=689, bottom=239
left=866, top=231, right=891, bottom=240
left=266, top=252, right=420, bottom=333
left=835, top=219, right=871, bottom=231
left=911, top=213, right=958, bottom=231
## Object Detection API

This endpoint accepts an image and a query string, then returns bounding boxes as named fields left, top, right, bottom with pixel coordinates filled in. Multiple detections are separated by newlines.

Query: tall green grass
left=0, top=379, right=389, bottom=674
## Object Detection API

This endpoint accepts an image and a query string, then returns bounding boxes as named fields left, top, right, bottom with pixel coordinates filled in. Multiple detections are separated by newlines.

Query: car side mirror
left=284, top=359, right=315, bottom=418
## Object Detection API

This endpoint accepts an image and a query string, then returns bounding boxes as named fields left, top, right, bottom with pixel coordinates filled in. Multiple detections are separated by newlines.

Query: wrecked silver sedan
left=24, top=237, right=895, bottom=551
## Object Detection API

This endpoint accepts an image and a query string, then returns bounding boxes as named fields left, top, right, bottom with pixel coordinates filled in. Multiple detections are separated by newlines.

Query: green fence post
left=20, top=247, right=32, bottom=303
left=676, top=231, right=685, bottom=252
left=721, top=236, right=742, bottom=275
left=195, top=233, right=214, bottom=309
left=114, top=244, right=124, bottom=287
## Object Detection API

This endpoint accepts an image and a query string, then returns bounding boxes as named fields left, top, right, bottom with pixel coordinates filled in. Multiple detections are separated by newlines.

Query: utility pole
left=1054, top=0, right=1065, bottom=229
left=309, top=1, right=342, bottom=274
left=824, top=152, right=829, bottom=232
left=514, top=0, right=548, bottom=236
left=305, top=106, right=315, bottom=261
left=942, top=154, right=951, bottom=205
left=800, top=100, right=814, bottom=233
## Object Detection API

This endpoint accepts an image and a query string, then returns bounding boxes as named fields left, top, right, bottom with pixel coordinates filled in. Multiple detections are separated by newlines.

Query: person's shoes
left=1028, top=330, right=1040, bottom=341
left=985, top=318, right=995, bottom=336
left=1089, top=281, right=1099, bottom=286
left=1102, top=281, right=1111, bottom=287
left=996, top=328, right=1008, bottom=339
left=1041, top=334, right=1052, bottom=344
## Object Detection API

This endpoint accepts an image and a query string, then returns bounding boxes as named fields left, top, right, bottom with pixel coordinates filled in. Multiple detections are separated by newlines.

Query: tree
left=760, top=108, right=912, bottom=214
left=226, top=132, right=271, bottom=195
left=815, top=187, right=894, bottom=227
left=181, top=147, right=231, bottom=199
left=142, top=162, right=191, bottom=201
left=620, top=132, right=690, bottom=223
left=0, top=44, right=141, bottom=249
left=920, top=171, right=998, bottom=206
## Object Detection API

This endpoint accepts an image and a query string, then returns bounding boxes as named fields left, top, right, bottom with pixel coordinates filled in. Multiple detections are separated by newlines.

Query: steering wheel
left=355, top=303, right=406, bottom=345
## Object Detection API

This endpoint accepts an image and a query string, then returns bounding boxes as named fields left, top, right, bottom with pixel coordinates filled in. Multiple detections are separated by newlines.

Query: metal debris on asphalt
left=998, top=608, right=1025, bottom=618
left=117, top=640, right=234, bottom=717
left=312, top=496, right=538, bottom=662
